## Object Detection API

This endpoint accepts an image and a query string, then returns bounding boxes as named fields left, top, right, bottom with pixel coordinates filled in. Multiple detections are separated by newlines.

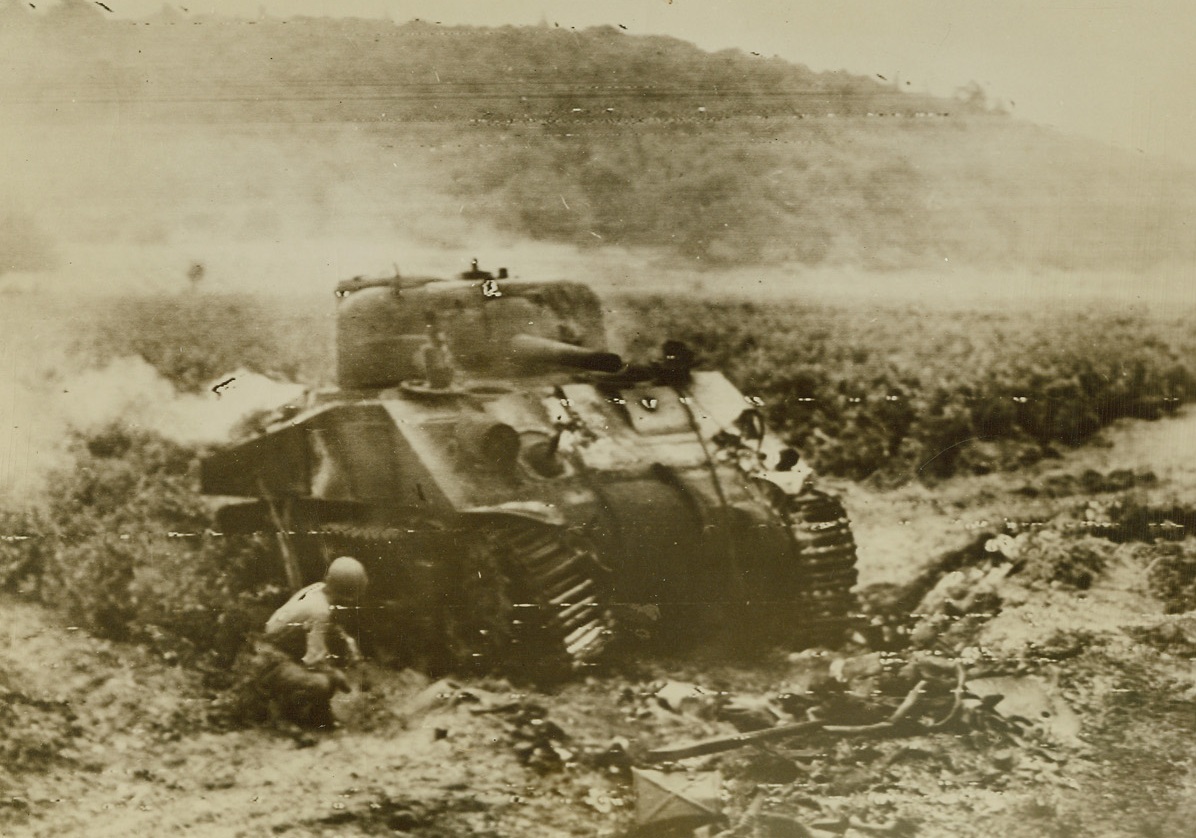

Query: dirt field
left=2, top=406, right=1194, bottom=838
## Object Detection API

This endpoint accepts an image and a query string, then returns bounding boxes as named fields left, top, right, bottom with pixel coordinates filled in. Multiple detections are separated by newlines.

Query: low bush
left=0, top=688, right=80, bottom=776
left=1145, top=542, right=1196, bottom=614
left=0, top=425, right=283, bottom=667
left=1016, top=531, right=1110, bottom=591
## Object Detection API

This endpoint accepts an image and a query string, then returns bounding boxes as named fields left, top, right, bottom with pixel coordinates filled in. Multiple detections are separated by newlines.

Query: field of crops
left=615, top=294, right=1196, bottom=481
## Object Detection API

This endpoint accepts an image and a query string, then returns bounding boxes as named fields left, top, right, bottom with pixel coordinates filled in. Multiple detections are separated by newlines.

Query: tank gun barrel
left=508, top=334, right=624, bottom=373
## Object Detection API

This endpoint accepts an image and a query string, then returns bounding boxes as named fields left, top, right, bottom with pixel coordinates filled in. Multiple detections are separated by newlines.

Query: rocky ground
left=2, top=411, right=1196, bottom=838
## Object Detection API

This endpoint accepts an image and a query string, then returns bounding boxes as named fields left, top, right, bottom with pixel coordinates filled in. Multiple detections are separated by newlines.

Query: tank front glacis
left=200, top=262, right=858, bottom=676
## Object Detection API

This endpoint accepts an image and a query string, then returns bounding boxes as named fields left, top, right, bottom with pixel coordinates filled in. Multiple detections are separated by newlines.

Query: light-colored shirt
left=264, top=582, right=359, bottom=667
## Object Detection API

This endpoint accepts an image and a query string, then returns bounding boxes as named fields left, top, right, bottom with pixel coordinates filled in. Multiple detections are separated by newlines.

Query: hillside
left=0, top=3, right=944, bottom=123
left=1, top=2, right=1194, bottom=279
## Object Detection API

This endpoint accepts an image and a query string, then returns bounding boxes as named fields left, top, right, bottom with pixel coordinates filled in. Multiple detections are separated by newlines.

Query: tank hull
left=201, top=267, right=858, bottom=675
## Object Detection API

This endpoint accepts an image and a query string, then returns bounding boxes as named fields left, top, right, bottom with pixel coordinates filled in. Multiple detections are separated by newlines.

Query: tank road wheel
left=440, top=528, right=514, bottom=674
left=450, top=519, right=617, bottom=683
left=314, top=523, right=468, bottom=672
left=311, top=522, right=522, bottom=676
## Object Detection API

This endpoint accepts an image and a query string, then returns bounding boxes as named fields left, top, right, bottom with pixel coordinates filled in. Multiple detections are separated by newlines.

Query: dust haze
left=3, top=3, right=1195, bottom=295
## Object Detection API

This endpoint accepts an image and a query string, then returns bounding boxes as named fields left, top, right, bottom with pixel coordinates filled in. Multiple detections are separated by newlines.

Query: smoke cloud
left=0, top=340, right=304, bottom=506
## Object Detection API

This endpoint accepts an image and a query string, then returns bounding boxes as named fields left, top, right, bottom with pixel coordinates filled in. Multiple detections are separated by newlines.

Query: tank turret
left=334, top=264, right=610, bottom=389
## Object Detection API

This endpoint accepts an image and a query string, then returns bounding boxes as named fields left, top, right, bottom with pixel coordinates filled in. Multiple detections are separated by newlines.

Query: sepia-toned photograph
left=2, top=1, right=1194, bottom=835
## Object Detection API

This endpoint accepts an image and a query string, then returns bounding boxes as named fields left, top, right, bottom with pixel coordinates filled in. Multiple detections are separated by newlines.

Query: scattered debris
left=632, top=768, right=724, bottom=834
left=965, top=674, right=1082, bottom=745
left=647, top=721, right=825, bottom=763
left=397, top=676, right=462, bottom=720
left=390, top=677, right=576, bottom=772
left=715, top=695, right=784, bottom=732
left=655, top=681, right=717, bottom=715
left=501, top=703, right=572, bottom=773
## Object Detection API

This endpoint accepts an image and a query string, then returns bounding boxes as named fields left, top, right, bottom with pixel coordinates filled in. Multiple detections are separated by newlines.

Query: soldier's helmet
left=324, top=556, right=369, bottom=601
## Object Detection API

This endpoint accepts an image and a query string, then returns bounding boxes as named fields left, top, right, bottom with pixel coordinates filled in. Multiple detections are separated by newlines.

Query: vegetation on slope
left=3, top=1, right=1193, bottom=272
left=0, top=425, right=280, bottom=666
left=0, top=2, right=941, bottom=122
left=456, top=115, right=1196, bottom=268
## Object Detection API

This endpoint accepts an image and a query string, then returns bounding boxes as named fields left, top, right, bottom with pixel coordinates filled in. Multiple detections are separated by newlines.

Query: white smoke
left=0, top=352, right=304, bottom=507
left=57, top=357, right=305, bottom=444
left=176, top=367, right=307, bottom=444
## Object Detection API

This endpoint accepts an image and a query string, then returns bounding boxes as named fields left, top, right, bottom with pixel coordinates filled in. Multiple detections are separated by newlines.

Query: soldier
left=242, top=556, right=369, bottom=730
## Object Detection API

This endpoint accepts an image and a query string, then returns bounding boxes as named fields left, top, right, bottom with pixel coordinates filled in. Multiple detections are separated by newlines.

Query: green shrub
left=1016, top=531, right=1110, bottom=590
left=1145, top=542, right=1196, bottom=614
left=4, top=425, right=283, bottom=666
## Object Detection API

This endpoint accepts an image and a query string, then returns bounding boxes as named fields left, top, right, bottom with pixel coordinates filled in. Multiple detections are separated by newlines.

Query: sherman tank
left=201, top=261, right=858, bottom=676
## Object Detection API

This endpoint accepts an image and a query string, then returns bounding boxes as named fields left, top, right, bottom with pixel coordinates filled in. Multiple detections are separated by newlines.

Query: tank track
left=487, top=520, right=616, bottom=667
left=297, top=489, right=852, bottom=664
left=764, top=484, right=860, bottom=641
left=316, top=520, right=614, bottom=675
left=784, top=482, right=861, bottom=626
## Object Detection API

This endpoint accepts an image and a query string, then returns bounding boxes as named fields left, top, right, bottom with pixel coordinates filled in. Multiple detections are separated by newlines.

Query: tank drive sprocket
left=482, top=519, right=616, bottom=669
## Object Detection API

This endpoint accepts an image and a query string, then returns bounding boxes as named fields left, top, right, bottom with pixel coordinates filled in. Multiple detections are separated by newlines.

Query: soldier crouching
left=233, top=556, right=368, bottom=730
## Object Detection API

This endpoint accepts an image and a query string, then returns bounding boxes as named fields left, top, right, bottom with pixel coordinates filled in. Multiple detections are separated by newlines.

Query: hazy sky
left=43, top=0, right=1196, bottom=165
